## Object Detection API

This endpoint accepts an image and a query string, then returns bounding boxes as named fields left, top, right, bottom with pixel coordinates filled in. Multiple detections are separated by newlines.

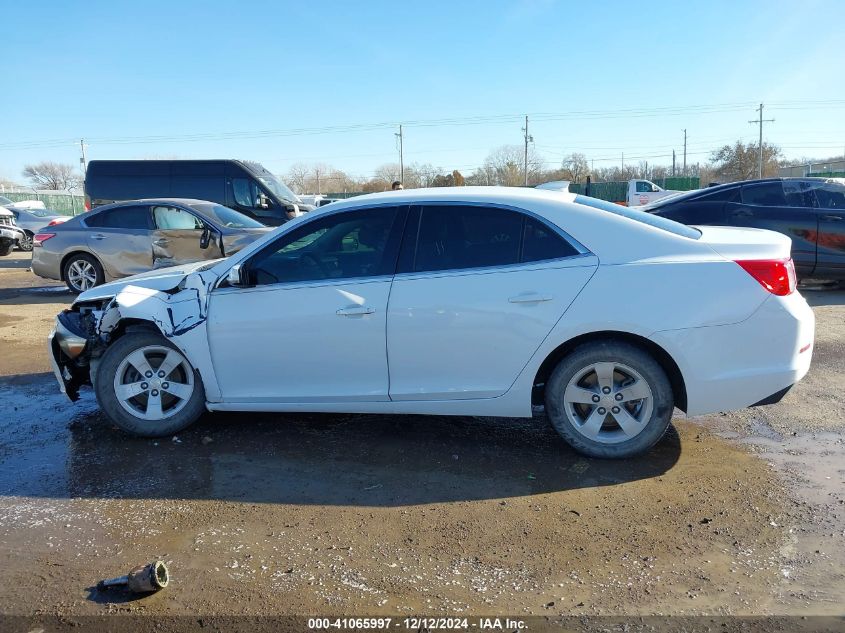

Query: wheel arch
left=531, top=330, right=688, bottom=413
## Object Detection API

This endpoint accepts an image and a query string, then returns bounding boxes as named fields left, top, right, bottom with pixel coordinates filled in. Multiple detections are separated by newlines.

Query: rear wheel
left=0, top=242, right=12, bottom=256
left=95, top=331, right=206, bottom=437
left=18, top=231, right=34, bottom=252
left=63, top=253, right=103, bottom=293
left=545, top=341, right=674, bottom=459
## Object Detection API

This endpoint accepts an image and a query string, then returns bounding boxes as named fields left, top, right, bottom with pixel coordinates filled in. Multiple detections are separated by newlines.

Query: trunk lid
left=695, top=225, right=792, bottom=261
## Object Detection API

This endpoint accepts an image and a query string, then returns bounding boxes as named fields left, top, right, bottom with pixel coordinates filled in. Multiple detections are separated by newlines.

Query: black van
left=84, top=160, right=313, bottom=226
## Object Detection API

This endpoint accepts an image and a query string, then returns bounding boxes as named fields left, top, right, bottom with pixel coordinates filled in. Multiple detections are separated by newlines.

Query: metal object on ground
left=97, top=561, right=169, bottom=593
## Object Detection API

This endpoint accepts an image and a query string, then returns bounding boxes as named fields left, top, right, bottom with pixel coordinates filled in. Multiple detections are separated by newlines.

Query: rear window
left=85, top=205, right=152, bottom=230
left=574, top=195, right=701, bottom=239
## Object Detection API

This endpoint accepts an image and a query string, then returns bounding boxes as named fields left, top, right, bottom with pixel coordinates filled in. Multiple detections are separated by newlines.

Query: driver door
left=206, top=205, right=406, bottom=402
left=151, top=205, right=223, bottom=268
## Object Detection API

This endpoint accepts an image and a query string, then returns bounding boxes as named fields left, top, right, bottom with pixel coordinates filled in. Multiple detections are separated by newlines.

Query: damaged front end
left=48, top=268, right=220, bottom=402
left=48, top=301, right=111, bottom=401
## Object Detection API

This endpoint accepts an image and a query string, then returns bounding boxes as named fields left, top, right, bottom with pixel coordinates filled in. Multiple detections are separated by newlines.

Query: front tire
left=95, top=331, right=206, bottom=437
left=0, top=242, right=12, bottom=256
left=63, top=253, right=104, bottom=293
left=545, top=341, right=673, bottom=459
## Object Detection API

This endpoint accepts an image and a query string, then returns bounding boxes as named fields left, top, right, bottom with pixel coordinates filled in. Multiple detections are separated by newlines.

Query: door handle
left=336, top=306, right=376, bottom=316
left=91, top=233, right=106, bottom=240
left=820, top=214, right=843, bottom=221
left=508, top=293, right=553, bottom=303
left=731, top=209, right=753, bottom=218
left=153, top=238, right=169, bottom=246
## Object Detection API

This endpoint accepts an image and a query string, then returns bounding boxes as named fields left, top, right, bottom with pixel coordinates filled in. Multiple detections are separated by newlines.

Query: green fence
left=1, top=191, right=84, bottom=215
left=808, top=171, right=845, bottom=178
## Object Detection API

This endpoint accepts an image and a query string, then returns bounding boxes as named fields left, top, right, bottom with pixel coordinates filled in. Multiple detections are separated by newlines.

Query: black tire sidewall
left=545, top=341, right=674, bottom=459
left=0, top=243, right=12, bottom=256
left=95, top=331, right=206, bottom=437
left=63, top=253, right=104, bottom=293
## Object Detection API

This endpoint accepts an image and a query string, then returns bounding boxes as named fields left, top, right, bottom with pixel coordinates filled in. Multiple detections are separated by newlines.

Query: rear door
left=151, top=204, right=223, bottom=268
left=726, top=181, right=817, bottom=276
left=83, top=205, right=155, bottom=277
left=386, top=204, right=597, bottom=401
left=808, top=180, right=845, bottom=277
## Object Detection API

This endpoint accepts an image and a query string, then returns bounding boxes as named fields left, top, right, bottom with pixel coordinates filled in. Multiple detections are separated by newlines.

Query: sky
left=2, top=0, right=844, bottom=186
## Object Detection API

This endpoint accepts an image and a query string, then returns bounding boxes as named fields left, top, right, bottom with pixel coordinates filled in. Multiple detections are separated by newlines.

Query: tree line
left=10, top=141, right=843, bottom=193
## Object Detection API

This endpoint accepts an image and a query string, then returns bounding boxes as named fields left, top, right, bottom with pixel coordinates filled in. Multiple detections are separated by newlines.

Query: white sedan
left=49, top=187, right=814, bottom=458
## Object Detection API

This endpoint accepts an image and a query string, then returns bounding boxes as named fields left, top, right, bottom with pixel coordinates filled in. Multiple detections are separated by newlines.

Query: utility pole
left=79, top=139, right=87, bottom=173
left=672, top=150, right=676, bottom=176
left=748, top=103, right=774, bottom=179
left=394, top=125, right=404, bottom=185
left=682, top=129, right=687, bottom=176
left=621, top=151, right=624, bottom=176
left=522, top=115, right=532, bottom=186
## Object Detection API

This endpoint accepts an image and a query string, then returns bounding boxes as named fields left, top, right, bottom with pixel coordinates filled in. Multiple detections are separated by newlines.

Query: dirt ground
left=0, top=252, right=843, bottom=620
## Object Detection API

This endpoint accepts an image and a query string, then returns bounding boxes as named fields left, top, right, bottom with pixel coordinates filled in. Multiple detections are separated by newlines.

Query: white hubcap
left=114, top=345, right=194, bottom=421
left=563, top=361, right=653, bottom=444
left=68, top=260, right=97, bottom=291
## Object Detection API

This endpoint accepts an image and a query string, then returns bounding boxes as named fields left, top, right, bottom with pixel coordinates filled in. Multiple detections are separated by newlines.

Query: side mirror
left=200, top=226, right=212, bottom=249
left=258, top=193, right=271, bottom=210
left=225, top=264, right=244, bottom=287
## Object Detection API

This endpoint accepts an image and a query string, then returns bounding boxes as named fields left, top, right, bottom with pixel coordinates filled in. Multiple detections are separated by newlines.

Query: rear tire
left=545, top=341, right=674, bottom=459
left=63, top=253, right=104, bottom=293
left=95, top=331, right=206, bottom=437
left=0, top=243, right=12, bottom=256
left=18, top=231, right=34, bottom=252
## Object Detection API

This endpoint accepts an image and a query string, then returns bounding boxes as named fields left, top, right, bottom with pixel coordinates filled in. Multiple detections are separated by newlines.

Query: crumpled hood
left=75, top=259, right=222, bottom=304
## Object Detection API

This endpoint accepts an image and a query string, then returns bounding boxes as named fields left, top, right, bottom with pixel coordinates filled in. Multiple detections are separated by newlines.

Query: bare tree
left=483, top=145, right=546, bottom=186
left=22, top=162, right=80, bottom=190
left=286, top=163, right=310, bottom=194
left=560, top=152, right=589, bottom=183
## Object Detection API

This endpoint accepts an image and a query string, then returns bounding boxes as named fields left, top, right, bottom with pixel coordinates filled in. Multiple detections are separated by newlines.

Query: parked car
left=84, top=160, right=315, bottom=226
left=8, top=207, right=70, bottom=251
left=32, top=198, right=270, bottom=293
left=297, top=194, right=339, bottom=208
left=0, top=207, right=27, bottom=256
left=644, top=178, right=845, bottom=280
left=48, top=187, right=814, bottom=459
left=0, top=195, right=47, bottom=211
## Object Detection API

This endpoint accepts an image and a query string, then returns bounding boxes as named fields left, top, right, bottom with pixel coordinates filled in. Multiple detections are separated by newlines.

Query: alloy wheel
left=113, top=345, right=195, bottom=421
left=67, top=260, right=98, bottom=292
left=563, top=361, right=654, bottom=444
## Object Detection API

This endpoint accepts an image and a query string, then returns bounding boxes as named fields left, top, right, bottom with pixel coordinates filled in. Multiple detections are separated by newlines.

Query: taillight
left=47, top=218, right=65, bottom=226
left=734, top=258, right=796, bottom=296
left=84, top=195, right=91, bottom=211
left=33, top=233, right=56, bottom=247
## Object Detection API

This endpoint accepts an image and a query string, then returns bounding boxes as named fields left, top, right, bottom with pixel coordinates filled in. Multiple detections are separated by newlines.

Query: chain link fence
left=0, top=189, right=84, bottom=216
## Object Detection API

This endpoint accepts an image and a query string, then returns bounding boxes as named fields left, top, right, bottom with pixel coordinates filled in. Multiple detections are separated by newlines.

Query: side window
left=741, top=183, right=787, bottom=206
left=248, top=207, right=401, bottom=285
left=698, top=186, right=740, bottom=203
left=153, top=206, right=203, bottom=230
left=809, top=182, right=845, bottom=209
left=635, top=181, right=651, bottom=193
left=232, top=178, right=266, bottom=209
left=414, top=205, right=522, bottom=273
left=522, top=217, right=579, bottom=262
left=85, top=206, right=152, bottom=230
left=781, top=180, right=814, bottom=208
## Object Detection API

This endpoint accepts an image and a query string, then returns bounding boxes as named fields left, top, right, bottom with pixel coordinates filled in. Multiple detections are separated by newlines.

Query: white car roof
left=241, top=186, right=713, bottom=268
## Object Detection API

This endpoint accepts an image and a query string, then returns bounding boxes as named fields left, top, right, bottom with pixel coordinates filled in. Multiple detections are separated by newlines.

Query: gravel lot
left=0, top=253, right=842, bottom=618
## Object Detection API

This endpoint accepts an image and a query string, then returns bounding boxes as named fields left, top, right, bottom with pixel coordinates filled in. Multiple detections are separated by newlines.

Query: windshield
left=257, top=175, right=299, bottom=204
left=189, top=203, right=265, bottom=229
left=639, top=189, right=704, bottom=212
left=27, top=208, right=54, bottom=217
left=574, top=195, right=701, bottom=239
left=0, top=196, right=13, bottom=206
